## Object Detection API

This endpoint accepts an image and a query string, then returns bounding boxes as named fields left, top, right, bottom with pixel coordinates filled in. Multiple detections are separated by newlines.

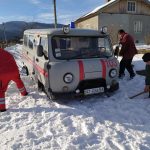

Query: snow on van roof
left=24, top=28, right=58, bottom=34
left=24, top=28, right=104, bottom=36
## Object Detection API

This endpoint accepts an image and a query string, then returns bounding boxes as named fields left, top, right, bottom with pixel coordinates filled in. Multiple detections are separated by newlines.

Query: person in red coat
left=118, top=29, right=138, bottom=79
left=0, top=48, right=28, bottom=112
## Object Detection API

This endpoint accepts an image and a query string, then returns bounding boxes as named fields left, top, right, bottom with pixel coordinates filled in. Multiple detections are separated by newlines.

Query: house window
left=127, top=1, right=136, bottom=12
left=134, top=21, right=142, bottom=33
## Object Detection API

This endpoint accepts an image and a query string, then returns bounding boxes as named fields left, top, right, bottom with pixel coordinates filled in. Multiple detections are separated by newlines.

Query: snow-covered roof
left=78, top=0, right=118, bottom=20
left=76, top=0, right=150, bottom=21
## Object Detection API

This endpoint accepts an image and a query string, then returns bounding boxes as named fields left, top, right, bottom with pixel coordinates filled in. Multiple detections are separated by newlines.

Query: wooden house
left=75, top=0, right=150, bottom=44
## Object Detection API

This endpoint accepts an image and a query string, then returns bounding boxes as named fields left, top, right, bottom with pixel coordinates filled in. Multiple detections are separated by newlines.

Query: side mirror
left=37, top=45, right=43, bottom=57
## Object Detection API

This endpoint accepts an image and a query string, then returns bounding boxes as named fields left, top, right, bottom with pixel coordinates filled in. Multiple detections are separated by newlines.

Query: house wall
left=75, top=15, right=98, bottom=30
left=75, top=0, right=150, bottom=43
left=99, top=13, right=150, bottom=43
left=102, top=0, right=150, bottom=15
left=129, top=14, right=150, bottom=43
left=136, top=1, right=150, bottom=15
left=99, top=13, right=129, bottom=44
left=102, top=2, right=121, bottom=13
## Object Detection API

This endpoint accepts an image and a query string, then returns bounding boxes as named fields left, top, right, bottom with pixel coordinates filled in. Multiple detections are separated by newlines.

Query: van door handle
left=36, top=58, right=39, bottom=62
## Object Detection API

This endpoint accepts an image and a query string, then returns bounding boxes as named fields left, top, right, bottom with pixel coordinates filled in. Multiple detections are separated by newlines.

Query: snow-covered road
left=0, top=45, right=150, bottom=150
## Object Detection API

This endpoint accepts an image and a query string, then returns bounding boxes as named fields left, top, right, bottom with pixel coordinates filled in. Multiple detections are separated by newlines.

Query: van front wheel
left=49, top=92, right=57, bottom=100
left=44, top=89, right=57, bottom=100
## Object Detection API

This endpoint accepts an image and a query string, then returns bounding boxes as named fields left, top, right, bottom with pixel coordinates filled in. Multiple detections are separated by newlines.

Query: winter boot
left=19, top=87, right=28, bottom=96
left=0, top=104, right=6, bottom=112
left=21, top=91, right=28, bottom=96
left=119, top=73, right=125, bottom=79
left=0, top=93, right=6, bottom=112
left=130, top=73, right=136, bottom=79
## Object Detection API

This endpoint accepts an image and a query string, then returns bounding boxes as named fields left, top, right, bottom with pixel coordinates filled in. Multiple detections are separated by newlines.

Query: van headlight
left=109, top=69, right=117, bottom=78
left=63, top=25, right=70, bottom=34
left=100, top=26, right=108, bottom=34
left=63, top=73, right=73, bottom=83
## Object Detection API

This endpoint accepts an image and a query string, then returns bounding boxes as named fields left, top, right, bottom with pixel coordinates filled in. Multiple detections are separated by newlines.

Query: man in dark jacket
left=0, top=48, right=28, bottom=112
left=118, top=29, right=138, bottom=79
left=142, top=53, right=150, bottom=94
left=137, top=53, right=150, bottom=97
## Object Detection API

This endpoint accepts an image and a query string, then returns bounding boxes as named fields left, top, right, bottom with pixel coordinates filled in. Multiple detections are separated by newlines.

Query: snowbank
left=0, top=45, right=150, bottom=150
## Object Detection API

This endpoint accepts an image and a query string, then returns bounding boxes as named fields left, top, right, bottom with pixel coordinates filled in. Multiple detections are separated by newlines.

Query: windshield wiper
left=67, top=51, right=110, bottom=60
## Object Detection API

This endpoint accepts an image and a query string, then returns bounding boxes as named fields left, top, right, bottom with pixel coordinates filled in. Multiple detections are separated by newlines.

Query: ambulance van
left=22, top=26, right=119, bottom=99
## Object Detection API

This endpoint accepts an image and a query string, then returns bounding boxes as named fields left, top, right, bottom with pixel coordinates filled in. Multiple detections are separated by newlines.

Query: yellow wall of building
left=76, top=15, right=98, bottom=30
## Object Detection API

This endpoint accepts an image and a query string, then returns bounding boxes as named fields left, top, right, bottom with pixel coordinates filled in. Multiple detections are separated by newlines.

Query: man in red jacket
left=118, top=29, right=138, bottom=79
left=0, top=48, right=28, bottom=112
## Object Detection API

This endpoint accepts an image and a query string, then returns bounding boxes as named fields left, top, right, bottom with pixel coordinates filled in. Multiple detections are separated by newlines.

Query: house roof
left=75, top=0, right=118, bottom=22
left=82, top=0, right=117, bottom=18
left=75, top=0, right=150, bottom=23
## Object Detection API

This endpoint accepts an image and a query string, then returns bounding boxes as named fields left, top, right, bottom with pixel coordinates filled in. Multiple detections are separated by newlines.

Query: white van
left=22, top=26, right=119, bottom=99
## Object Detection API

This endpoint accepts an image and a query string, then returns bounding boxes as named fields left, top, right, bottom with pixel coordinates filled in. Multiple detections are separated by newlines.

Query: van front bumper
left=49, top=79, right=119, bottom=99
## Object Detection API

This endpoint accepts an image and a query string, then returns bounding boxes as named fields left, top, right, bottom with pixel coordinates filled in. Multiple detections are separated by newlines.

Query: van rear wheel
left=38, top=80, right=44, bottom=92
left=21, top=65, right=29, bottom=76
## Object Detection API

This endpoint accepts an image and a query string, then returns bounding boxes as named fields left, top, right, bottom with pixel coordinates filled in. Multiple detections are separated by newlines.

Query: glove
left=144, top=85, right=150, bottom=92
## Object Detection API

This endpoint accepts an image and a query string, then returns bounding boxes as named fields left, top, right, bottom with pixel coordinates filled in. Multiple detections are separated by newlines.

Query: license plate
left=84, top=87, right=104, bottom=95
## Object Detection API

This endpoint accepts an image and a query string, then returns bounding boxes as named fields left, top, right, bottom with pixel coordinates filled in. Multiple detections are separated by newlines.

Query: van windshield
left=51, top=36, right=113, bottom=60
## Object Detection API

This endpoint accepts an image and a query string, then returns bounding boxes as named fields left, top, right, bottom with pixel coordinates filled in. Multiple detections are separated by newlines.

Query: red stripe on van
left=78, top=60, right=84, bottom=80
left=100, top=60, right=106, bottom=79
left=22, top=53, right=48, bottom=78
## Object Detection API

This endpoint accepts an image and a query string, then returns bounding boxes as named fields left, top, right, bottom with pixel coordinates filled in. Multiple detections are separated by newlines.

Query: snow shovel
left=129, top=90, right=150, bottom=99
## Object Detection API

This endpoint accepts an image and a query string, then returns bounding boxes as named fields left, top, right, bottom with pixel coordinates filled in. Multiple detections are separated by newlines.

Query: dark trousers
left=119, top=58, right=135, bottom=77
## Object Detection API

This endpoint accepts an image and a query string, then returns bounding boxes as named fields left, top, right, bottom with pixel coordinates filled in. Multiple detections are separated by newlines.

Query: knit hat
left=142, top=53, right=150, bottom=62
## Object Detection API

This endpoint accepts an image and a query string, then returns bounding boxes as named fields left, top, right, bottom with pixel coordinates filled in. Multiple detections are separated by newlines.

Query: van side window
left=29, top=35, right=34, bottom=49
left=23, top=35, right=28, bottom=46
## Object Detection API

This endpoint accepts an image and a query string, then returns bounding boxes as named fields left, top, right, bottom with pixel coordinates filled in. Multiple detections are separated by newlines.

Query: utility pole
left=53, top=0, right=57, bottom=28
left=2, top=22, right=7, bottom=46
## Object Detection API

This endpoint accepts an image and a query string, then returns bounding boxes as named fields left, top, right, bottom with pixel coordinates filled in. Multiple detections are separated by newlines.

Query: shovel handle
left=129, top=91, right=145, bottom=99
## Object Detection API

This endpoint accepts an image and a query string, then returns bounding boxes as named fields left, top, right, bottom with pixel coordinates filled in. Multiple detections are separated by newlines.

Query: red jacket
left=119, top=33, right=138, bottom=59
left=0, top=48, right=19, bottom=79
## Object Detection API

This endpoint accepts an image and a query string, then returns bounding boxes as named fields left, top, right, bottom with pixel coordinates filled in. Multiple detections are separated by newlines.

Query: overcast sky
left=0, top=0, right=105, bottom=24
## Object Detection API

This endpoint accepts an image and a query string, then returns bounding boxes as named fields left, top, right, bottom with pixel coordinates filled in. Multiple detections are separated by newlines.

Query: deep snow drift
left=0, top=44, right=150, bottom=150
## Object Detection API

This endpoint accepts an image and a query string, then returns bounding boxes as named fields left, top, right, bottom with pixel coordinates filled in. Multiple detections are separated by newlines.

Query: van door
left=35, top=36, right=49, bottom=87
left=22, top=34, right=36, bottom=75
